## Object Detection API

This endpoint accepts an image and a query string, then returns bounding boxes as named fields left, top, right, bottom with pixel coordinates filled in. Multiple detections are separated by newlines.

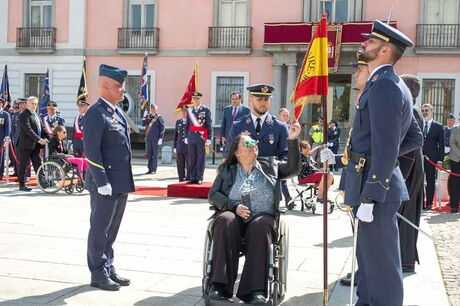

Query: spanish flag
left=291, top=14, right=328, bottom=120
left=175, top=63, right=199, bottom=112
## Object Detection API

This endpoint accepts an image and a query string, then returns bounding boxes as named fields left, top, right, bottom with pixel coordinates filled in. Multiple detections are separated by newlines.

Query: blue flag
left=0, top=64, right=11, bottom=110
left=40, top=69, right=50, bottom=117
left=140, top=53, right=149, bottom=108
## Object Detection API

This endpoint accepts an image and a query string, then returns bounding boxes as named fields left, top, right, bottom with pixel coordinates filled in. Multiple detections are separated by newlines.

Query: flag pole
left=322, top=94, right=329, bottom=306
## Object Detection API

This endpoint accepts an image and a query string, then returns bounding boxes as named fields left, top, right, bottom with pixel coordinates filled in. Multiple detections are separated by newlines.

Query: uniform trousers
left=355, top=200, right=403, bottom=306
left=17, top=146, right=42, bottom=186
left=87, top=192, right=128, bottom=281
left=188, top=136, right=205, bottom=181
left=424, top=160, right=437, bottom=207
left=211, top=211, right=275, bottom=302
left=146, top=139, right=159, bottom=173
left=176, top=150, right=189, bottom=181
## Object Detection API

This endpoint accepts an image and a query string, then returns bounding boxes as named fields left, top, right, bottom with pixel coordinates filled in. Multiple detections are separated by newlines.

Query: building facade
left=1, top=0, right=459, bottom=144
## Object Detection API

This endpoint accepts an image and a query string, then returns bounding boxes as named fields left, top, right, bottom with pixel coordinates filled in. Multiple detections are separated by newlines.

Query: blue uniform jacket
left=327, top=127, right=341, bottom=153
left=444, top=126, right=452, bottom=151
left=343, top=65, right=423, bottom=206
left=82, top=99, right=135, bottom=194
left=220, top=105, right=250, bottom=139
left=174, top=118, right=188, bottom=153
left=228, top=113, right=288, bottom=159
left=42, top=114, right=65, bottom=138
left=144, top=113, right=165, bottom=142
left=0, top=110, right=11, bottom=141
left=185, top=105, right=213, bottom=142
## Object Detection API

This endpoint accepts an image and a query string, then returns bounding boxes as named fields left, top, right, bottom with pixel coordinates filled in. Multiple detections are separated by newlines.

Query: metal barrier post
left=4, top=137, right=10, bottom=184
left=212, top=137, right=216, bottom=165
left=437, top=169, right=442, bottom=208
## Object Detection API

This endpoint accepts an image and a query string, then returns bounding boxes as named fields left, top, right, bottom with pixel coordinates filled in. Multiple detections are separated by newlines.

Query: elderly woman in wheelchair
left=205, top=121, right=300, bottom=304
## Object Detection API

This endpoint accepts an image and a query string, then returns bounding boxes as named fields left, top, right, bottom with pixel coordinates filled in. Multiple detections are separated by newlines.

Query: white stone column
left=286, top=63, right=298, bottom=108
left=272, top=64, right=283, bottom=113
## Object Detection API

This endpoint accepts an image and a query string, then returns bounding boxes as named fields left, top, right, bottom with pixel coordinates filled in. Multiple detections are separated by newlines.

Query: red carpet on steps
left=167, top=182, right=212, bottom=198
left=0, top=176, right=37, bottom=186
left=133, top=186, right=168, bottom=196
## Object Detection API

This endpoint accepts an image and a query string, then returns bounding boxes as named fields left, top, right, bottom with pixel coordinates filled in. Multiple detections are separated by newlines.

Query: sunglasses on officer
left=244, top=139, right=257, bottom=148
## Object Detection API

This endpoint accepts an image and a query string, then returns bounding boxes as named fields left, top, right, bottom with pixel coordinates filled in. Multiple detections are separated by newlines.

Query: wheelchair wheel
left=286, top=199, right=295, bottom=211
left=277, top=219, right=289, bottom=303
left=329, top=201, right=334, bottom=214
left=75, top=180, right=84, bottom=193
left=37, top=161, right=66, bottom=193
left=64, top=184, right=74, bottom=194
left=202, top=221, right=214, bottom=305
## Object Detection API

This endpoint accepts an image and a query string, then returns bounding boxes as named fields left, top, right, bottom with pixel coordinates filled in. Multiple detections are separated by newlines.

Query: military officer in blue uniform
left=228, top=84, right=288, bottom=160
left=327, top=120, right=341, bottom=171
left=341, top=21, right=423, bottom=306
left=0, top=98, right=12, bottom=179
left=42, top=101, right=65, bottom=139
left=72, top=100, right=89, bottom=157
left=174, top=108, right=190, bottom=181
left=220, top=92, right=250, bottom=152
left=185, top=92, right=213, bottom=184
left=143, top=103, right=165, bottom=174
left=83, top=64, right=135, bottom=291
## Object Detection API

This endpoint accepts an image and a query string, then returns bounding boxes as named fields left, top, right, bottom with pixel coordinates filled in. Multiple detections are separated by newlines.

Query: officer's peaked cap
left=447, top=113, right=456, bottom=119
left=247, top=84, right=275, bottom=98
left=362, top=20, right=414, bottom=50
left=99, top=64, right=128, bottom=84
left=150, top=103, right=158, bottom=108
left=78, top=100, right=89, bottom=106
left=191, top=92, right=203, bottom=98
left=16, top=98, right=27, bottom=103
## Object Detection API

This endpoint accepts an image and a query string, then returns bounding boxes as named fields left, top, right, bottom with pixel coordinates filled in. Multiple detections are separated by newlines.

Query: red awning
left=264, top=21, right=397, bottom=45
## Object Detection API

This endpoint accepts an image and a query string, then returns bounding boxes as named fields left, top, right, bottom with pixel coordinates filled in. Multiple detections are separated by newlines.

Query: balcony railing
left=416, top=24, right=460, bottom=48
left=208, top=26, right=252, bottom=49
left=16, top=27, right=56, bottom=49
left=118, top=27, right=159, bottom=49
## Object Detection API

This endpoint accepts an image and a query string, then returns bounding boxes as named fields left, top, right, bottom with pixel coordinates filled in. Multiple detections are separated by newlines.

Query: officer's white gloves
left=184, top=138, right=188, bottom=144
left=173, top=148, right=176, bottom=154
left=327, top=142, right=333, bottom=147
left=158, top=139, right=163, bottom=145
left=205, top=139, right=212, bottom=146
left=320, top=148, right=336, bottom=164
left=357, top=203, right=374, bottom=223
left=97, top=183, right=112, bottom=196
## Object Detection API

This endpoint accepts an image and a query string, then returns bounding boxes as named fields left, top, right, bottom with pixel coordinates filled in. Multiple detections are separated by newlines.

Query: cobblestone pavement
left=425, top=211, right=460, bottom=306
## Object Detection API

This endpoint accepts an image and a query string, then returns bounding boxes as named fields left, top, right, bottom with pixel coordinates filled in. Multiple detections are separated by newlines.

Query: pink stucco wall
left=86, top=56, right=272, bottom=125
left=7, top=0, right=22, bottom=43
left=55, top=0, right=69, bottom=43
left=86, top=0, right=123, bottom=48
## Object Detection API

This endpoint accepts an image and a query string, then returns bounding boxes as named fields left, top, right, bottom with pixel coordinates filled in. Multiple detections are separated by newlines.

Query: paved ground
left=0, top=158, right=450, bottom=306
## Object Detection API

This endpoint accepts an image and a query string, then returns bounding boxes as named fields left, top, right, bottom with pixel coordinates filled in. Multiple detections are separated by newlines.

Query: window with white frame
left=122, top=75, right=151, bottom=126
left=319, top=0, right=349, bottom=22
left=25, top=73, right=46, bottom=99
left=30, top=0, right=53, bottom=27
left=218, top=0, right=248, bottom=26
left=422, top=79, right=455, bottom=123
left=215, top=76, right=245, bottom=125
left=423, top=0, right=459, bottom=24
left=129, top=0, right=155, bottom=28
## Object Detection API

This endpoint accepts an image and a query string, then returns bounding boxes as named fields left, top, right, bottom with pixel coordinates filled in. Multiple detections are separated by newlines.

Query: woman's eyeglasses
left=244, top=139, right=257, bottom=148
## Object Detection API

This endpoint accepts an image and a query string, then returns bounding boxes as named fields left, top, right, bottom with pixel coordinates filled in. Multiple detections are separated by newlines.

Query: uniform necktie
left=256, top=118, right=261, bottom=134
left=232, top=108, right=237, bottom=121
left=423, top=122, right=428, bottom=137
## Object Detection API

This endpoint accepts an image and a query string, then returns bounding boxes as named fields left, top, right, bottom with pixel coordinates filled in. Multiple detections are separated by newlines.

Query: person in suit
left=448, top=124, right=460, bottom=213
left=220, top=92, right=250, bottom=152
left=278, top=108, right=293, bottom=206
left=42, top=101, right=65, bottom=139
left=208, top=121, right=300, bottom=304
left=421, top=103, right=445, bottom=210
left=341, top=20, right=423, bottom=305
left=0, top=98, right=12, bottom=180
left=11, top=98, right=28, bottom=178
left=228, top=84, right=288, bottom=161
left=143, top=103, right=165, bottom=175
left=444, top=113, right=455, bottom=155
left=83, top=64, right=135, bottom=291
left=17, top=96, right=48, bottom=191
left=185, top=92, right=213, bottom=184
left=397, top=74, right=425, bottom=273
left=174, top=108, right=190, bottom=182
left=72, top=100, right=89, bottom=157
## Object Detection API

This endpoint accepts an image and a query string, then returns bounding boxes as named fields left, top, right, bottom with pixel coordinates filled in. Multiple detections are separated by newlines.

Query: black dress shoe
left=402, top=265, right=415, bottom=273
left=450, top=209, right=459, bottom=214
left=197, top=180, right=203, bottom=185
left=423, top=205, right=432, bottom=211
left=209, top=285, right=224, bottom=300
left=248, top=291, right=267, bottom=304
left=90, top=278, right=120, bottom=291
left=339, top=272, right=358, bottom=286
left=145, top=171, right=153, bottom=174
left=19, top=185, right=32, bottom=192
left=109, top=274, right=130, bottom=286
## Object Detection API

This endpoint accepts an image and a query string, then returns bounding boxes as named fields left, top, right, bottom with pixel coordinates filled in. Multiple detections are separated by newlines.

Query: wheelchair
left=202, top=212, right=289, bottom=306
left=286, top=177, right=334, bottom=214
left=36, top=154, right=85, bottom=194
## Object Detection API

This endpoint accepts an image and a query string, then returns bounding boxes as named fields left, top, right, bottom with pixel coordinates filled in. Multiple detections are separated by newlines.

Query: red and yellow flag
left=175, top=63, right=199, bottom=113
left=290, top=14, right=328, bottom=120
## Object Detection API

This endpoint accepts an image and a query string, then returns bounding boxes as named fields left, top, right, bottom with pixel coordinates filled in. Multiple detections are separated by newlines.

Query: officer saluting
left=185, top=92, right=213, bottom=184
left=341, top=21, right=423, bottom=305
left=228, top=84, right=288, bottom=159
left=83, top=64, right=135, bottom=291
left=174, top=108, right=190, bottom=181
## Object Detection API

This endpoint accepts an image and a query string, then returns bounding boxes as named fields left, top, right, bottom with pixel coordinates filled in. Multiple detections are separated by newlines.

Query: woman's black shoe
left=248, top=291, right=267, bottom=304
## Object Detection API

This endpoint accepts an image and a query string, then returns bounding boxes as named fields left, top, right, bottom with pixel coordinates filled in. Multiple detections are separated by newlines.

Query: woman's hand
left=288, top=120, right=301, bottom=140
left=236, top=204, right=251, bottom=220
